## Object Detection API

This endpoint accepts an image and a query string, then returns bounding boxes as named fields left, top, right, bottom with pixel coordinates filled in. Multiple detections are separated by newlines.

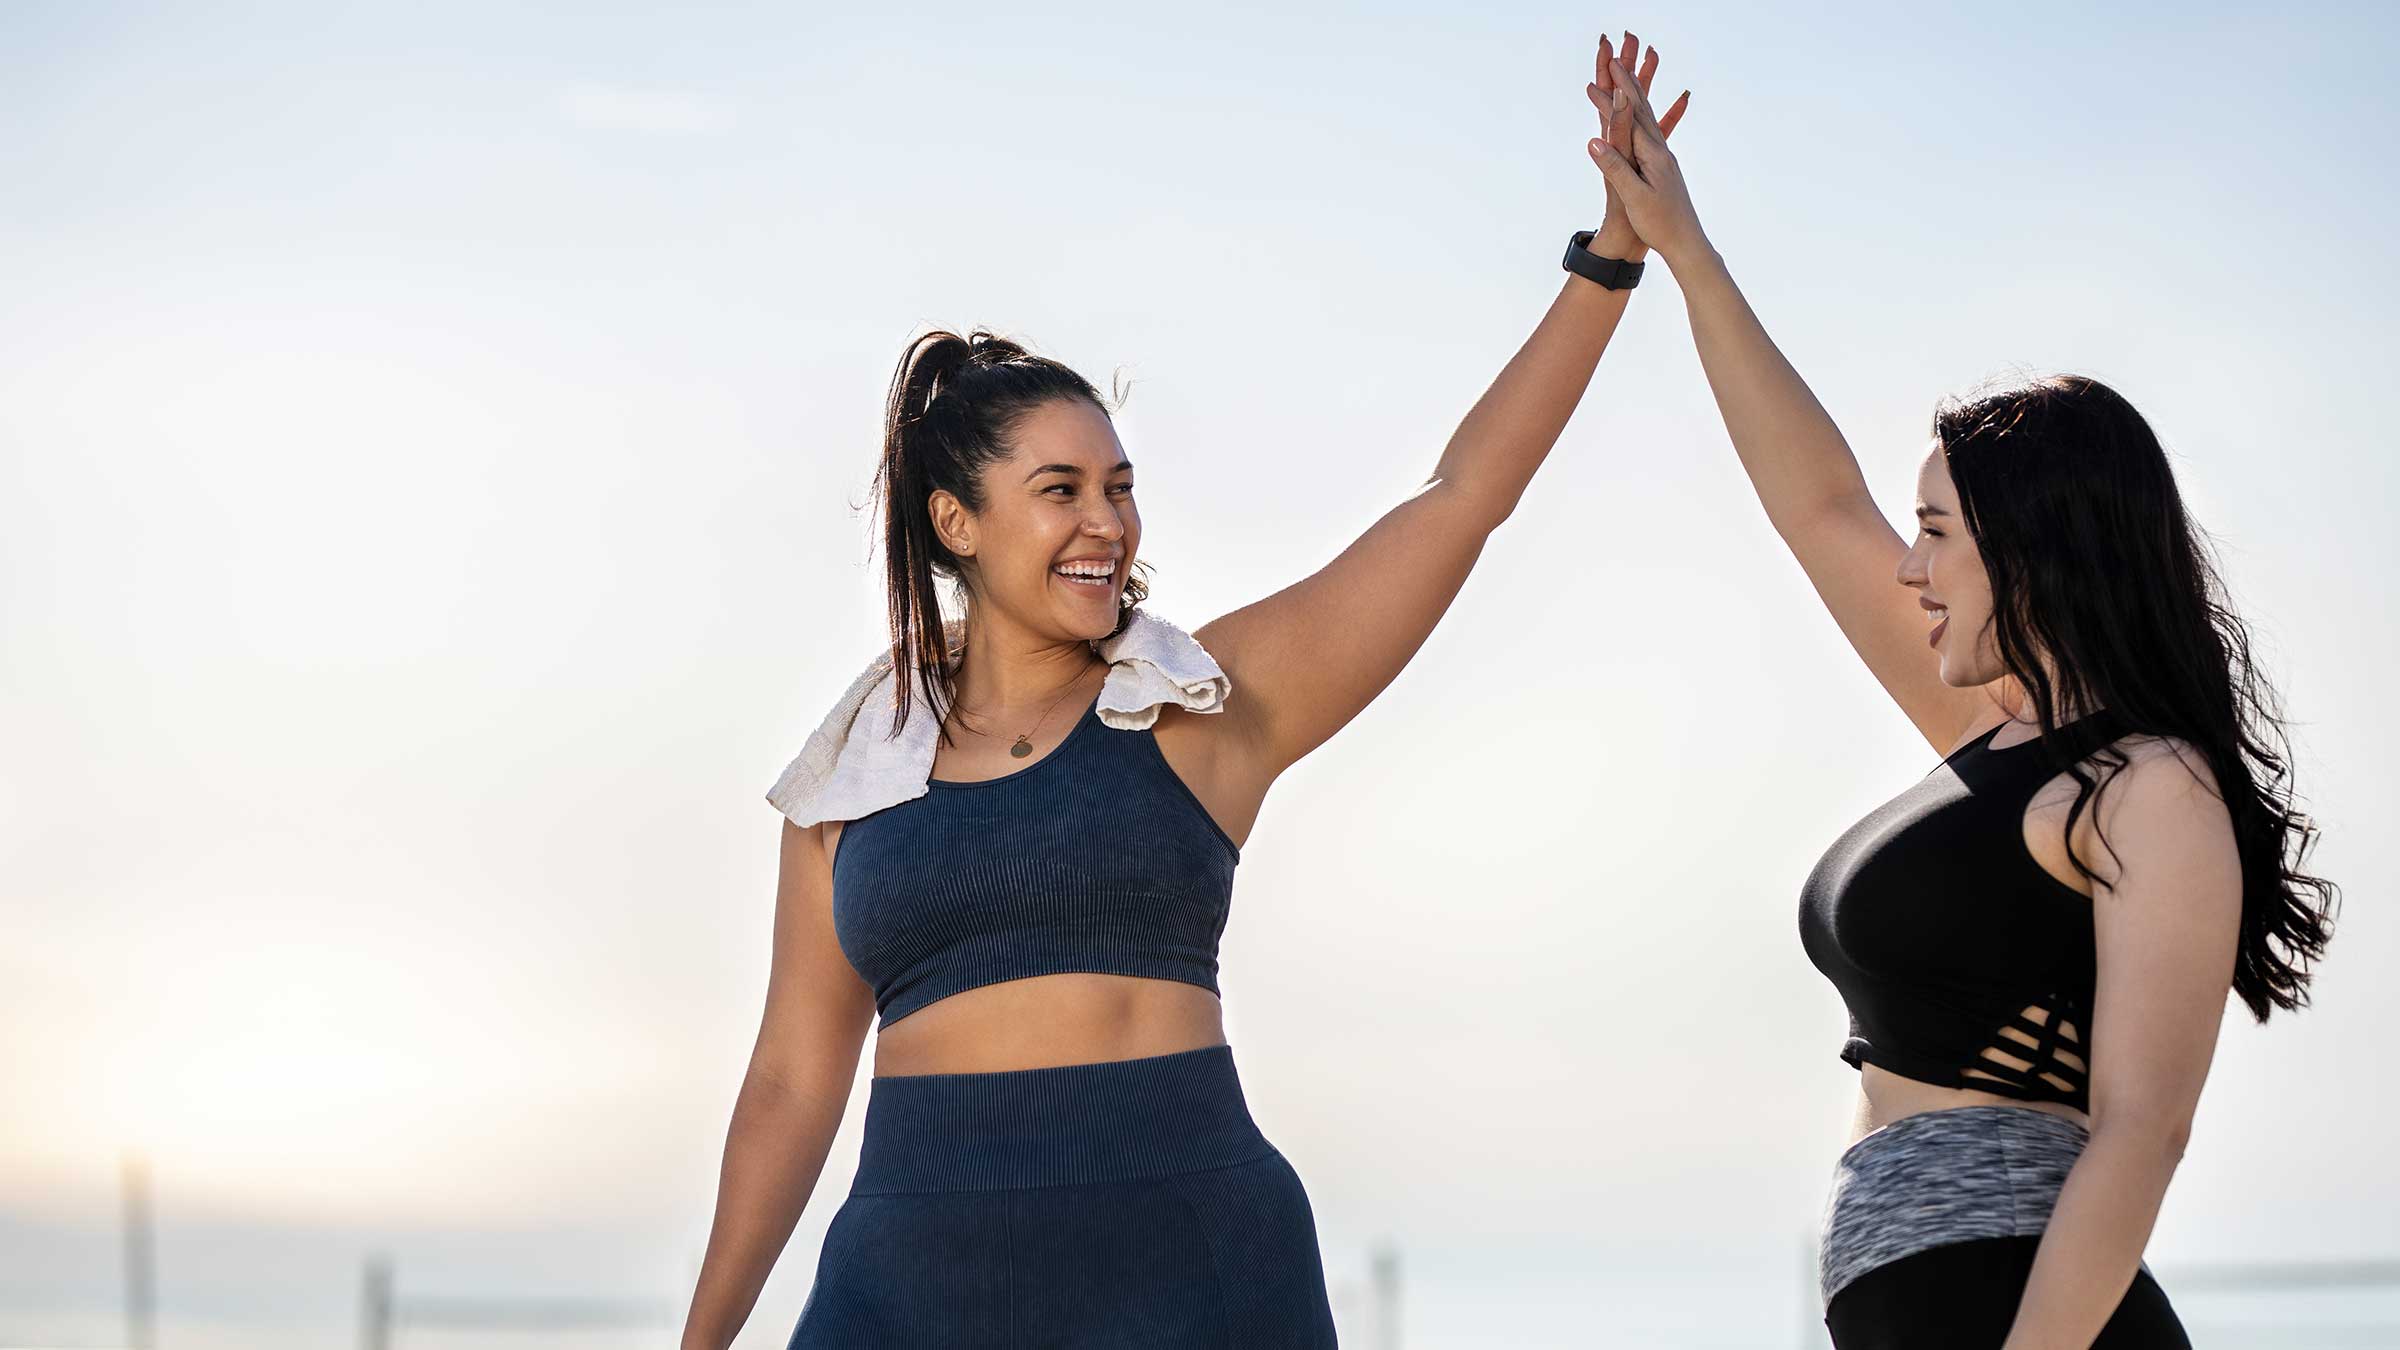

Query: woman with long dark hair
left=1584, top=45, right=2335, bottom=1349
left=678, top=36, right=1689, bottom=1350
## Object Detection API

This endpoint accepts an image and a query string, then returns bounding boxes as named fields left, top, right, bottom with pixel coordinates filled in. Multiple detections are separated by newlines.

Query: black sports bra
left=1797, top=710, right=2129, bottom=1113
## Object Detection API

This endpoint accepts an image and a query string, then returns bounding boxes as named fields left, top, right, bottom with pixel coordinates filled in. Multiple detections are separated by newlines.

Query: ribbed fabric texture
left=830, top=697, right=1240, bottom=1027
left=789, top=1047, right=1338, bottom=1349
left=852, top=1045, right=1272, bottom=1195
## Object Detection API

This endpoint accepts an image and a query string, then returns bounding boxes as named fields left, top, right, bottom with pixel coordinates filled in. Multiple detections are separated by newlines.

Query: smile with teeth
left=1053, top=559, right=1117, bottom=588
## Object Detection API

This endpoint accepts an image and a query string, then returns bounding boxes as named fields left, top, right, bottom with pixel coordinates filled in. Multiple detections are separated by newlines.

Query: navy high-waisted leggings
left=786, top=1044, right=1337, bottom=1349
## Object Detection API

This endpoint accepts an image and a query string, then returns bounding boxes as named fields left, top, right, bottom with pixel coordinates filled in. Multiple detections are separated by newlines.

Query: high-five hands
left=1584, top=30, right=1705, bottom=265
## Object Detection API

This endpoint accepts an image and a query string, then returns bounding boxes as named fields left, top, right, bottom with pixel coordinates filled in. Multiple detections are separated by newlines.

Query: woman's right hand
left=1584, top=42, right=1707, bottom=265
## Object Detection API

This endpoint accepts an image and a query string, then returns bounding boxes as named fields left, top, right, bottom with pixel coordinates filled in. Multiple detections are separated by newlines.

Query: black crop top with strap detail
left=830, top=695, right=1240, bottom=1028
left=1797, top=709, right=2130, bottom=1114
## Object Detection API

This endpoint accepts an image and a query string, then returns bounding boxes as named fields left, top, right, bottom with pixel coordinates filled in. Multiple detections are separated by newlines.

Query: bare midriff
left=1850, top=1062, right=2090, bottom=1146
left=869, top=972, right=1228, bottom=1078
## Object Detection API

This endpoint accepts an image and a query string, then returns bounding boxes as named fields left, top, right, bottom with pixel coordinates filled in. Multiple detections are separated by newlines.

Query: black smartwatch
left=1562, top=229, right=1644, bottom=290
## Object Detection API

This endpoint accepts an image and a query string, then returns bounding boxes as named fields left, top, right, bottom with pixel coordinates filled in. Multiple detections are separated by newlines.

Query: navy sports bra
left=829, top=697, right=1240, bottom=1027
left=1798, top=710, right=2129, bottom=1114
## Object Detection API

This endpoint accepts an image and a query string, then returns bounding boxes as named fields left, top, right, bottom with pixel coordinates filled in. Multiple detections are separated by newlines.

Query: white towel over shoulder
left=766, top=609, right=1231, bottom=829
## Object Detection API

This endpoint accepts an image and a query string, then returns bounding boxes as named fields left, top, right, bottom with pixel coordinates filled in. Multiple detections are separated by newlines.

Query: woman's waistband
left=851, top=1044, right=1274, bottom=1196
left=1821, top=1105, right=2092, bottom=1307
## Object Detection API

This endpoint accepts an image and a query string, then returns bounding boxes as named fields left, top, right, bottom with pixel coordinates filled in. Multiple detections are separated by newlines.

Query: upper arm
left=2083, top=743, right=2243, bottom=1144
left=1195, top=480, right=1497, bottom=780
left=748, top=818, right=876, bottom=1088
left=1779, top=495, right=1991, bottom=753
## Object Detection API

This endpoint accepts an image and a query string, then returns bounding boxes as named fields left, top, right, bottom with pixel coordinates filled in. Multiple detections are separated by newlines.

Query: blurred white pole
left=362, top=1255, right=394, bottom=1350
left=1797, top=1234, right=1826, bottom=1349
left=121, top=1152, right=155, bottom=1350
left=1369, top=1242, right=1401, bottom=1350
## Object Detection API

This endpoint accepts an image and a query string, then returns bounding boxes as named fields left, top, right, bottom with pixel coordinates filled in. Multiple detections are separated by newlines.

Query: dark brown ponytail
left=872, top=329, right=1131, bottom=741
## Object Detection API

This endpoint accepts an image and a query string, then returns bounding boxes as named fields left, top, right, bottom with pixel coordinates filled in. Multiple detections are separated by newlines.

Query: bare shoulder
left=1148, top=699, right=1250, bottom=790
left=1168, top=614, right=1277, bottom=764
left=775, top=815, right=836, bottom=890
left=1189, top=605, right=1263, bottom=667
left=2035, top=730, right=2221, bottom=802
left=2078, top=733, right=2237, bottom=892
left=2095, top=733, right=2223, bottom=802
left=1187, top=613, right=1274, bottom=743
left=1147, top=701, right=1271, bottom=851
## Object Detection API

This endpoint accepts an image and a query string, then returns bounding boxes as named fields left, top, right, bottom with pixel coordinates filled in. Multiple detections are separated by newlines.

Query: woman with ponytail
left=1584, top=38, right=2335, bottom=1350
left=679, top=34, right=1690, bottom=1350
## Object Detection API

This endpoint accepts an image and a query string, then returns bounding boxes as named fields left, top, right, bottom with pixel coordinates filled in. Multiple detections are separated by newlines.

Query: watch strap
left=1563, top=230, right=1644, bottom=290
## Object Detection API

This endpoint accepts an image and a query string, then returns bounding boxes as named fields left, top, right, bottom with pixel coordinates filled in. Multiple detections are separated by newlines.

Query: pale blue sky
left=5, top=2, right=2398, bottom=1345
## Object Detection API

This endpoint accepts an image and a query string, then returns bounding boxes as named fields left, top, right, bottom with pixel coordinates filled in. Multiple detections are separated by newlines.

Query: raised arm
left=1198, top=33, right=1689, bottom=781
left=1585, top=53, right=1989, bottom=752
left=680, top=820, right=876, bottom=1350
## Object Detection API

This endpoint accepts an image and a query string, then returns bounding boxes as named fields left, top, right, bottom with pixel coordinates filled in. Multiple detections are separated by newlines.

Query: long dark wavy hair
left=1938, top=374, right=2336, bottom=1020
left=871, top=329, right=1146, bottom=742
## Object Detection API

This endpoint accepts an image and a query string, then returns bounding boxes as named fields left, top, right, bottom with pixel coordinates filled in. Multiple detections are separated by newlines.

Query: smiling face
left=929, top=397, right=1140, bottom=643
left=1899, top=440, right=2005, bottom=687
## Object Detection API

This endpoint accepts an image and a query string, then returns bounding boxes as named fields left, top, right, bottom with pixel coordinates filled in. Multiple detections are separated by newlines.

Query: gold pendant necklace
left=1007, top=661, right=1097, bottom=758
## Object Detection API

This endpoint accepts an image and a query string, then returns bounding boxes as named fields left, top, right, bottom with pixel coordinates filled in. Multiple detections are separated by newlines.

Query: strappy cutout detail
left=1957, top=997, right=2087, bottom=1100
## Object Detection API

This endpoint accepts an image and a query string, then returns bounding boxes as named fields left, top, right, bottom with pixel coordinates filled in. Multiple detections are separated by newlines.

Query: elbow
left=735, top=1062, right=851, bottom=1127
left=1423, top=475, right=1519, bottom=535
left=742, top=1030, right=865, bottom=1109
left=2089, top=1108, right=2194, bottom=1167
left=742, top=1059, right=816, bottom=1097
left=2149, top=1119, right=2193, bottom=1167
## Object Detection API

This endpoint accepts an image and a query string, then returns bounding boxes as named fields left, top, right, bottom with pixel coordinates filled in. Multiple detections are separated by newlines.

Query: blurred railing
left=358, top=1257, right=676, bottom=1349
left=356, top=1242, right=1402, bottom=1348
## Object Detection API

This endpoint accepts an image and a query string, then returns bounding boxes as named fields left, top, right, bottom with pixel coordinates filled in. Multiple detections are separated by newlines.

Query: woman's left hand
left=1583, top=30, right=1690, bottom=262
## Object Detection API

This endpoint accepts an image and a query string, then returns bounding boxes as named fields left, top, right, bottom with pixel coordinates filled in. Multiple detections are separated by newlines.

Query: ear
left=927, top=488, right=974, bottom=557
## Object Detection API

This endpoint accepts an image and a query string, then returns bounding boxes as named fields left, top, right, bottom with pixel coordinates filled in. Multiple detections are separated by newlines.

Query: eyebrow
left=1023, top=460, right=1135, bottom=481
left=1914, top=504, right=1952, bottom=519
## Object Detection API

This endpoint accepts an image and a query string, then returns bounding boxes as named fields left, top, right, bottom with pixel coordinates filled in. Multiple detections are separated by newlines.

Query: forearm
left=680, top=1069, right=854, bottom=1350
left=1431, top=265, right=1634, bottom=527
left=1667, top=244, right=1876, bottom=534
left=2002, top=1126, right=2183, bottom=1350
